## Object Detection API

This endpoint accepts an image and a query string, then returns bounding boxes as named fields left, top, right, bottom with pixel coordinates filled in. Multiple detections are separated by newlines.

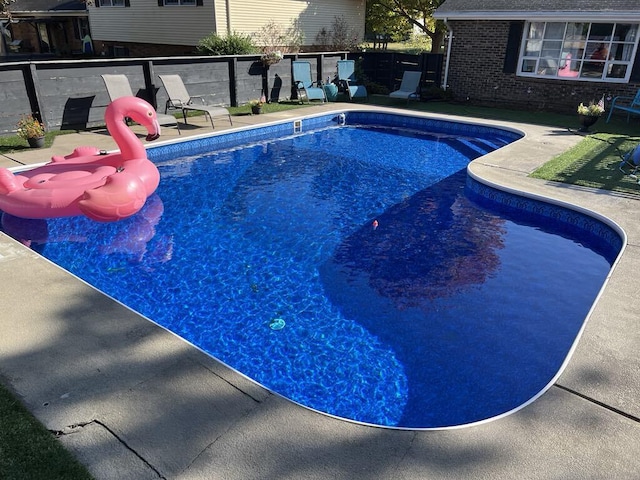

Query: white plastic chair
left=389, top=71, right=422, bottom=102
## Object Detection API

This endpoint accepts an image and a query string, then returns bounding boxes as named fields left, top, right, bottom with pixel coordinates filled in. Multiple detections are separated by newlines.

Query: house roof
left=434, top=0, right=640, bottom=22
left=8, top=0, right=87, bottom=13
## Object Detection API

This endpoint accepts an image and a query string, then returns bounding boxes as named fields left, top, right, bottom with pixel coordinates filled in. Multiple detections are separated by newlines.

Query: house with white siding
left=88, top=0, right=365, bottom=57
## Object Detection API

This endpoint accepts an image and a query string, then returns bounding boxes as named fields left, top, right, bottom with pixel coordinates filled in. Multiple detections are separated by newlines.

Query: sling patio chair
left=157, top=74, right=233, bottom=129
left=101, top=74, right=180, bottom=133
left=336, top=60, right=368, bottom=100
left=292, top=61, right=326, bottom=104
left=389, top=71, right=422, bottom=103
left=606, top=88, right=640, bottom=123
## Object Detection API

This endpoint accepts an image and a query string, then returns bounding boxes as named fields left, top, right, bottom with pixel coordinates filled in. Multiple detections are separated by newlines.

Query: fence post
left=229, top=57, right=238, bottom=107
left=24, top=63, right=45, bottom=127
left=144, top=60, right=158, bottom=109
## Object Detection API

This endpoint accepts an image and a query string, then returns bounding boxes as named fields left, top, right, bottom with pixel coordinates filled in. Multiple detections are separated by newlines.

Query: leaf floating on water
left=269, top=318, right=286, bottom=330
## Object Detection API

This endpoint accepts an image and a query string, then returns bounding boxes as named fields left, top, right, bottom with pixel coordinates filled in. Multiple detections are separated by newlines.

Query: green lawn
left=1, top=96, right=639, bottom=478
left=365, top=95, right=640, bottom=196
left=0, top=383, right=93, bottom=480
left=530, top=132, right=640, bottom=195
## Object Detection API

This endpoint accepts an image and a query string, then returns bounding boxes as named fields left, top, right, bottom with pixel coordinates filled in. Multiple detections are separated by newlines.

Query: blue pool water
left=0, top=113, right=621, bottom=429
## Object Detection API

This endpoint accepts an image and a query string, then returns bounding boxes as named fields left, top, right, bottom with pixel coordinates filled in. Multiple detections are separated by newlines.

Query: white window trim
left=517, top=21, right=640, bottom=83
left=99, top=0, right=126, bottom=6
left=162, top=0, right=197, bottom=5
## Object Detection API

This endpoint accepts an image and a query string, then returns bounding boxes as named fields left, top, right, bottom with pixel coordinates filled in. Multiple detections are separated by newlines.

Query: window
left=519, top=22, right=639, bottom=82
left=162, top=0, right=196, bottom=5
left=99, top=0, right=126, bottom=6
left=112, top=45, right=128, bottom=57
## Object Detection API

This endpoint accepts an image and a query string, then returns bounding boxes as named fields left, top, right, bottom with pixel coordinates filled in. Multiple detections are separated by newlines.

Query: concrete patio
left=0, top=104, right=638, bottom=479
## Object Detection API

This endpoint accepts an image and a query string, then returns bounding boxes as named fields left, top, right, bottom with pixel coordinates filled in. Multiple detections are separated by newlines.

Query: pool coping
left=1, top=104, right=638, bottom=479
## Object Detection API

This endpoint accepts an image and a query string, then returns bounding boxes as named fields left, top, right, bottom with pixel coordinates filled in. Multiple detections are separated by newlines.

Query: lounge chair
left=157, top=74, right=232, bottom=129
left=606, top=89, right=640, bottom=123
left=389, top=71, right=422, bottom=102
left=337, top=60, right=368, bottom=100
left=292, top=61, right=326, bottom=104
left=101, top=74, right=180, bottom=133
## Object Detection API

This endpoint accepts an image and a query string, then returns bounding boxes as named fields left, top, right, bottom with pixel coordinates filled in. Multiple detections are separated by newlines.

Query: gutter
left=433, top=11, right=640, bottom=23
left=8, top=12, right=88, bottom=19
left=225, top=0, right=231, bottom=34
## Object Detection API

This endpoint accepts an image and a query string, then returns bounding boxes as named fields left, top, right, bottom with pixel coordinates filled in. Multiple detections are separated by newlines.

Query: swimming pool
left=0, top=111, right=622, bottom=429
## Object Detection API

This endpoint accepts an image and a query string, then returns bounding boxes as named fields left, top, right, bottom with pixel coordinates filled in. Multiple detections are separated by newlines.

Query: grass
left=0, top=383, right=93, bottom=479
left=530, top=132, right=640, bottom=195
left=364, top=95, right=640, bottom=196
left=1, top=96, right=639, bottom=477
left=0, top=130, right=67, bottom=155
left=0, top=102, right=312, bottom=156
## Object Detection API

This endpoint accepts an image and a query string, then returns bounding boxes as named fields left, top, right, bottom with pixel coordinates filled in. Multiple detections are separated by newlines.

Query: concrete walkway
left=0, top=105, right=638, bottom=479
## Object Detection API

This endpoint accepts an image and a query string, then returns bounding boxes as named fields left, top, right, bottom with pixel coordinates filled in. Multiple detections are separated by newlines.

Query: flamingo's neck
left=105, top=111, right=146, bottom=162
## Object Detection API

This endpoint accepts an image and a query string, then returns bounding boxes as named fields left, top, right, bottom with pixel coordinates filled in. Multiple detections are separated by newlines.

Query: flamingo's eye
left=148, top=111, right=153, bottom=117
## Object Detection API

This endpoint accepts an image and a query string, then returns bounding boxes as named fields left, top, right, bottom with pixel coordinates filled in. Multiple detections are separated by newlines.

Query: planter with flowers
left=261, top=50, right=283, bottom=67
left=249, top=95, right=267, bottom=114
left=577, top=97, right=605, bottom=132
left=17, top=114, right=46, bottom=148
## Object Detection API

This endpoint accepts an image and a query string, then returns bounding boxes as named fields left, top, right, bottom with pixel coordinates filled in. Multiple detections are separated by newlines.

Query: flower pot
left=251, top=105, right=262, bottom=115
left=578, top=114, right=599, bottom=132
left=261, top=58, right=281, bottom=67
left=27, top=136, right=45, bottom=148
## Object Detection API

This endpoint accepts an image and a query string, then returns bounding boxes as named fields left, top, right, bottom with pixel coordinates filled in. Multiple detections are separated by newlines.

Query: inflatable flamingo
left=0, top=96, right=162, bottom=222
left=558, top=53, right=579, bottom=78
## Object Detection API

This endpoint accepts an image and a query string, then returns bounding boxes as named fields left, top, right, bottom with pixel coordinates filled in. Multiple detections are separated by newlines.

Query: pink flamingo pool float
left=0, top=96, right=162, bottom=222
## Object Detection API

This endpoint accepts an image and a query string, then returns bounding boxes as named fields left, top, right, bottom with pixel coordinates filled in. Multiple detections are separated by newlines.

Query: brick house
left=433, top=0, right=640, bottom=115
left=1, top=0, right=90, bottom=56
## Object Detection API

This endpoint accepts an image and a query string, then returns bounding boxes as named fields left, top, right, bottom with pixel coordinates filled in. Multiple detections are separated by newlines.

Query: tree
left=366, top=1, right=412, bottom=42
left=1, top=0, right=14, bottom=17
left=367, top=0, right=448, bottom=53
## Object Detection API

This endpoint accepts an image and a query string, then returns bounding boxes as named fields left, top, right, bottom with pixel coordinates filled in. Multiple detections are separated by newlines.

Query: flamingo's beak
left=146, top=120, right=161, bottom=141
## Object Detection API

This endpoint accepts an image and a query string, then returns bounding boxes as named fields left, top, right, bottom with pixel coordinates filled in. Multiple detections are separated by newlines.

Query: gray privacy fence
left=0, top=51, right=443, bottom=135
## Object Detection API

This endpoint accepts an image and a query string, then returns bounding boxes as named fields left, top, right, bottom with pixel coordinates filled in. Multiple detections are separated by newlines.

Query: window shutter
left=197, top=0, right=203, bottom=5
left=158, top=0, right=164, bottom=6
left=125, top=0, right=130, bottom=5
left=95, top=0, right=100, bottom=7
left=630, top=46, right=640, bottom=81
left=503, top=21, right=524, bottom=74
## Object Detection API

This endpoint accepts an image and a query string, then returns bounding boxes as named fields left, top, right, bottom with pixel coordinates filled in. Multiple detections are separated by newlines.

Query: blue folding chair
left=292, top=61, right=326, bottom=104
left=337, top=60, right=368, bottom=100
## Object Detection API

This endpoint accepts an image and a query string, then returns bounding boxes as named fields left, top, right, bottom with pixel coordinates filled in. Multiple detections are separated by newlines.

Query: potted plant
left=260, top=50, right=283, bottom=67
left=16, top=114, right=46, bottom=148
left=577, top=97, right=605, bottom=132
left=249, top=95, right=266, bottom=114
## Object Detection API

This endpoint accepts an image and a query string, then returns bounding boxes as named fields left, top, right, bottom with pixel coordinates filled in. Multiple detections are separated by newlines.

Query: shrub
left=365, top=81, right=389, bottom=95
left=197, top=32, right=257, bottom=56
left=253, top=19, right=304, bottom=53
left=403, top=34, right=432, bottom=54
left=314, top=16, right=360, bottom=51
left=423, top=85, right=453, bottom=101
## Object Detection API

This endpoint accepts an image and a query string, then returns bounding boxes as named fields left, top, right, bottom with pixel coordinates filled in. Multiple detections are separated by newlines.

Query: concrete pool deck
left=0, top=104, right=638, bottom=479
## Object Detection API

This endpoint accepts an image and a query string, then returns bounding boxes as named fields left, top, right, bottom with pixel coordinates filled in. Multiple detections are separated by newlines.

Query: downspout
left=225, top=0, right=231, bottom=34
left=442, top=18, right=453, bottom=91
